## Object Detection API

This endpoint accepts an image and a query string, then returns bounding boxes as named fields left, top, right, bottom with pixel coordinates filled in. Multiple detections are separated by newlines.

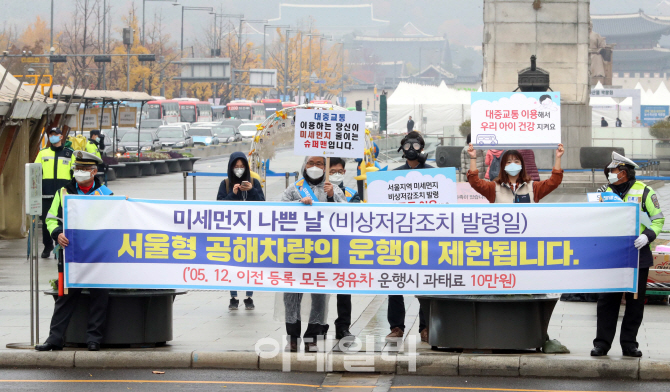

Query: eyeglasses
left=306, top=161, right=325, bottom=168
left=403, top=142, right=421, bottom=151
left=73, top=165, right=95, bottom=171
left=329, top=170, right=345, bottom=175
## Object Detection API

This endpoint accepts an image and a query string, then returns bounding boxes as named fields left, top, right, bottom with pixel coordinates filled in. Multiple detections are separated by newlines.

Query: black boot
left=229, top=298, right=239, bottom=310
left=41, top=246, right=53, bottom=259
left=244, top=298, right=255, bottom=310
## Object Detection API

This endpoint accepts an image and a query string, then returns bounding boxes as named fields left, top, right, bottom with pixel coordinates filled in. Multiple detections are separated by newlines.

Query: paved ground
left=0, top=369, right=669, bottom=391
left=2, top=150, right=670, bottom=366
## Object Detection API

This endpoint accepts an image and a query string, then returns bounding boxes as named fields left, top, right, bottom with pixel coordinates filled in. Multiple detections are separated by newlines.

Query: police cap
left=73, top=150, right=103, bottom=166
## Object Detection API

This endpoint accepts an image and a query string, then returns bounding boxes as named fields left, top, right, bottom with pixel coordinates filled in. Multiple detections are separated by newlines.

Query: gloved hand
left=634, top=234, right=649, bottom=250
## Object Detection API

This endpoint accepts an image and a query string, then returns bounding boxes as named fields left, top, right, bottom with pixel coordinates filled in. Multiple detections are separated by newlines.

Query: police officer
left=591, top=152, right=665, bottom=357
left=35, top=151, right=113, bottom=352
left=34, top=128, right=74, bottom=258
left=87, top=130, right=103, bottom=158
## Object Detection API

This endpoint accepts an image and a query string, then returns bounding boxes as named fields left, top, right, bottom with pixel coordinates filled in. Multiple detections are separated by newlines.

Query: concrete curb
left=0, top=350, right=669, bottom=379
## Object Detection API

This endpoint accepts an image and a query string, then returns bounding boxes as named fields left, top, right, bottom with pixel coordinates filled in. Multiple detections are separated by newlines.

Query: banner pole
left=183, top=172, right=187, bottom=200
left=29, top=216, right=34, bottom=346
left=325, top=158, right=330, bottom=182
left=34, top=216, right=39, bottom=344
left=193, top=173, right=196, bottom=201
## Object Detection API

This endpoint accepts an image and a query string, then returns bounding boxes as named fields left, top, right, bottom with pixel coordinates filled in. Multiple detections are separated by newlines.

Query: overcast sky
left=1, top=0, right=667, bottom=48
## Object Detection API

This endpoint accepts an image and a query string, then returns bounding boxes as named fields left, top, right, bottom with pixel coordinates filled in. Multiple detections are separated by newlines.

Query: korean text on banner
left=294, top=109, right=366, bottom=158
left=367, top=168, right=457, bottom=204
left=471, top=92, right=561, bottom=149
left=64, top=197, right=640, bottom=295
left=25, top=163, right=42, bottom=216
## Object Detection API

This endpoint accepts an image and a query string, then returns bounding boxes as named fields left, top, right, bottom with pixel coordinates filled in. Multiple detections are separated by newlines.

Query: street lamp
left=180, top=6, right=213, bottom=97
left=284, top=29, right=293, bottom=100
left=306, top=33, right=323, bottom=101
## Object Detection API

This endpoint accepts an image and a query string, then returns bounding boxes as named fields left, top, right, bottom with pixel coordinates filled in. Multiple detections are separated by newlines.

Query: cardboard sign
left=471, top=92, right=561, bottom=149
left=293, top=109, right=365, bottom=158
left=457, top=183, right=489, bottom=204
left=366, top=168, right=457, bottom=204
left=76, top=108, right=113, bottom=130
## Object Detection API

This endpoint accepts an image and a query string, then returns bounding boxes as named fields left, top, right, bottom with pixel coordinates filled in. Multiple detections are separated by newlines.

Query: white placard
left=366, top=168, right=457, bottom=204
left=457, top=183, right=489, bottom=204
left=25, top=163, right=42, bottom=215
left=471, top=92, right=561, bottom=149
left=293, top=109, right=365, bottom=158
left=118, top=107, right=137, bottom=126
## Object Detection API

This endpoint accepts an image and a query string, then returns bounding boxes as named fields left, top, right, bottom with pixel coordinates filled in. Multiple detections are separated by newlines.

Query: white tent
left=387, top=82, right=470, bottom=135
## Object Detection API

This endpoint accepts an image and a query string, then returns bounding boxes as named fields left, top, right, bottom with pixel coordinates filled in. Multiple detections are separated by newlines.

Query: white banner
left=471, top=92, right=561, bottom=149
left=63, top=197, right=640, bottom=295
left=294, top=109, right=365, bottom=158
left=366, top=168, right=457, bottom=204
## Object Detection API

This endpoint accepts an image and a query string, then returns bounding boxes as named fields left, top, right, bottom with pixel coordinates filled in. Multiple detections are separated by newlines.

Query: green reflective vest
left=607, top=180, right=665, bottom=236
left=86, top=140, right=102, bottom=159
left=34, top=146, right=74, bottom=197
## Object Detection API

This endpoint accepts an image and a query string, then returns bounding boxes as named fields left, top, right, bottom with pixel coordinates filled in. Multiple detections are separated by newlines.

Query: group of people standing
left=32, top=122, right=665, bottom=358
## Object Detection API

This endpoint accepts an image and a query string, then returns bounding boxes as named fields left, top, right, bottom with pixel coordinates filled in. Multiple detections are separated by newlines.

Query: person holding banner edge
left=36, top=151, right=113, bottom=352
left=466, top=144, right=564, bottom=203
left=591, top=152, right=665, bottom=357
left=217, top=152, right=265, bottom=311
left=280, top=156, right=346, bottom=352
left=387, top=132, right=433, bottom=343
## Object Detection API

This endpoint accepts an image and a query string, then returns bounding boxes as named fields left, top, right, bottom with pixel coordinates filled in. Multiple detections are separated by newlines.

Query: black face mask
left=398, top=138, right=423, bottom=161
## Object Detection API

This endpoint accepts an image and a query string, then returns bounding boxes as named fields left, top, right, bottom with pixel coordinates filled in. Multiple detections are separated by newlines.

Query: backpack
left=488, top=150, right=505, bottom=180
left=68, top=135, right=88, bottom=151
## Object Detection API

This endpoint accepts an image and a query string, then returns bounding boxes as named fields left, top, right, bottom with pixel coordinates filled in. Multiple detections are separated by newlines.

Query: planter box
left=178, top=158, right=194, bottom=171
left=165, top=159, right=182, bottom=172
left=139, top=162, right=155, bottom=176
left=417, top=294, right=558, bottom=350
left=151, top=160, right=169, bottom=174
left=46, top=289, right=186, bottom=347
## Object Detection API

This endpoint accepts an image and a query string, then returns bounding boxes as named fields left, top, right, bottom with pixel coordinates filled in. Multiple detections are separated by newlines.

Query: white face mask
left=305, top=166, right=324, bottom=180
left=233, top=168, right=245, bottom=178
left=608, top=172, right=621, bottom=184
left=329, top=173, right=344, bottom=185
left=73, top=170, right=92, bottom=183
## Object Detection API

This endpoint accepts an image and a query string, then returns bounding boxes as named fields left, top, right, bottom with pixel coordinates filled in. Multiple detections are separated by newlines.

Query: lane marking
left=0, top=380, right=644, bottom=392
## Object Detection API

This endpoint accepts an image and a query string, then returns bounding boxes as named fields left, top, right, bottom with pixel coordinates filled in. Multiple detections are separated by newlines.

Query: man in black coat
left=407, top=116, right=415, bottom=133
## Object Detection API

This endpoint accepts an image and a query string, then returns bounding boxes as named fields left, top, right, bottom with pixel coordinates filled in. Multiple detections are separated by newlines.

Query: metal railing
left=182, top=170, right=299, bottom=200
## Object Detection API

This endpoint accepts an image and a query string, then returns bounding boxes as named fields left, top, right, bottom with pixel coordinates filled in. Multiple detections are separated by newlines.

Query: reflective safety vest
left=34, top=146, right=74, bottom=197
left=46, top=181, right=113, bottom=236
left=86, top=140, right=102, bottom=159
left=606, top=180, right=665, bottom=236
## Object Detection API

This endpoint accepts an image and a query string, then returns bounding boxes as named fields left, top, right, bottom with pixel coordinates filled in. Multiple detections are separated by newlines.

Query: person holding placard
left=279, top=156, right=346, bottom=352
left=466, top=144, right=564, bottom=203
left=387, top=132, right=432, bottom=343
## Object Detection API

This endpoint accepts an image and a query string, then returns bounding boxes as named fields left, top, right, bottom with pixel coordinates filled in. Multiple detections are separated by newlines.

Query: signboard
left=457, top=183, right=489, bottom=204
left=294, top=109, right=365, bottom=158
left=471, top=92, right=561, bottom=149
left=249, top=69, right=277, bottom=88
left=75, top=108, right=113, bottom=130
left=25, top=163, right=42, bottom=216
left=641, top=105, right=669, bottom=127
left=366, top=168, right=457, bottom=204
left=63, top=197, right=640, bottom=294
left=118, top=107, right=137, bottom=126
left=21, top=57, right=41, bottom=63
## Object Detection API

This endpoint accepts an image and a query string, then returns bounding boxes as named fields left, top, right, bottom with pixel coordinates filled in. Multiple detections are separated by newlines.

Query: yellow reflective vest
left=34, top=145, right=74, bottom=197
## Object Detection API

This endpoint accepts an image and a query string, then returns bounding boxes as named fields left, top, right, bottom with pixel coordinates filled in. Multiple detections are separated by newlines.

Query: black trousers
left=41, top=197, right=54, bottom=249
left=388, top=295, right=426, bottom=332
left=594, top=268, right=649, bottom=351
left=45, top=288, right=110, bottom=347
left=334, top=294, right=351, bottom=331
left=285, top=322, right=323, bottom=342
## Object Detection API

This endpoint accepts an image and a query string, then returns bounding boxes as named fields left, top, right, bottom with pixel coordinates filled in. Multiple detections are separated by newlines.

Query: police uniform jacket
left=34, top=145, right=74, bottom=197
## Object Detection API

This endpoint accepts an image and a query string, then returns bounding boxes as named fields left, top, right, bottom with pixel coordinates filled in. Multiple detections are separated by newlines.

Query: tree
left=59, top=0, right=103, bottom=86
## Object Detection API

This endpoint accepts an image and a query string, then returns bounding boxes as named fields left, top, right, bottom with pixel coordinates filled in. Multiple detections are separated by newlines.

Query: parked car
left=156, top=126, right=193, bottom=148
left=139, top=119, right=167, bottom=131
left=238, top=122, right=261, bottom=140
left=117, top=130, right=162, bottom=153
left=188, top=126, right=220, bottom=146
left=172, top=122, right=192, bottom=132
left=102, top=127, right=136, bottom=155
left=213, top=125, right=242, bottom=143
left=219, top=119, right=243, bottom=130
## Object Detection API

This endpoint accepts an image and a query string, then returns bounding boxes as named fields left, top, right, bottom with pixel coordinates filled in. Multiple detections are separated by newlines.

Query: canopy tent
left=386, top=82, right=470, bottom=135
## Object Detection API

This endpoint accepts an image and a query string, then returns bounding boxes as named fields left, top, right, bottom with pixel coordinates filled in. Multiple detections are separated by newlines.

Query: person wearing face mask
left=36, top=151, right=113, bottom=352
left=216, top=152, right=265, bottom=310
left=279, top=156, right=346, bottom=352
left=328, top=157, right=360, bottom=203
left=386, top=132, right=433, bottom=343
left=466, top=144, right=564, bottom=203
left=34, top=128, right=75, bottom=259
left=591, top=152, right=665, bottom=358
